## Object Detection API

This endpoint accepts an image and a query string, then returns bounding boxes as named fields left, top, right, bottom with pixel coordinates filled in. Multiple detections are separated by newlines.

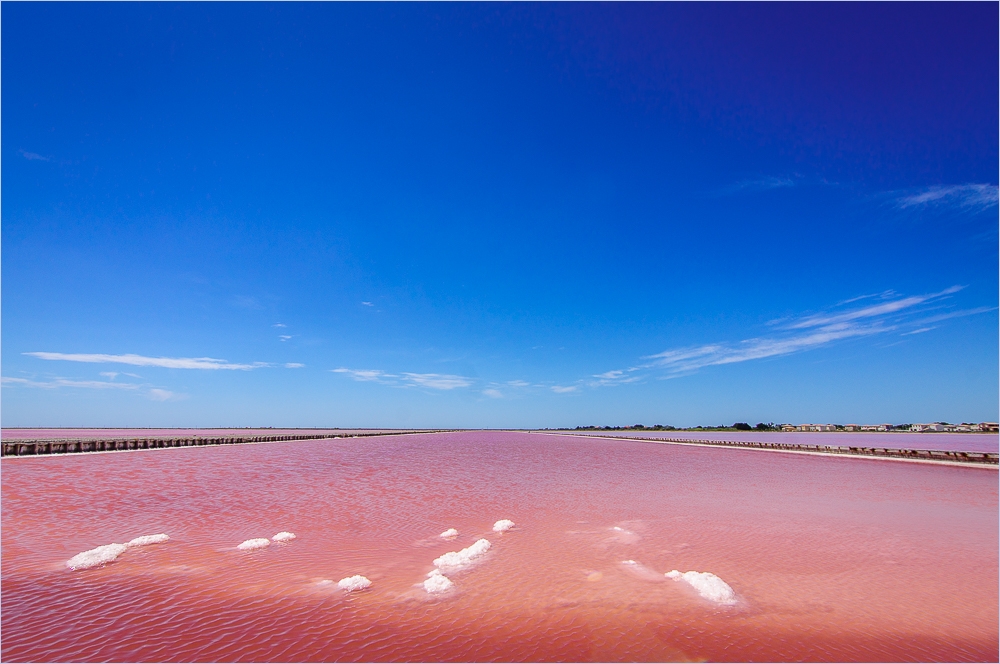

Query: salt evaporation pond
left=2, top=431, right=996, bottom=662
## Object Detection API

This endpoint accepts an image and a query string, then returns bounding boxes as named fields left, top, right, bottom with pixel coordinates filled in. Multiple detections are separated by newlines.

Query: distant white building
left=844, top=424, right=859, bottom=431
left=911, top=423, right=946, bottom=432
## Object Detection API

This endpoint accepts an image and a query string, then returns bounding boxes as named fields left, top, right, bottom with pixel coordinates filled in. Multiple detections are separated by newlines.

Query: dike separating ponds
left=562, top=433, right=999, bottom=466
left=0, top=431, right=436, bottom=457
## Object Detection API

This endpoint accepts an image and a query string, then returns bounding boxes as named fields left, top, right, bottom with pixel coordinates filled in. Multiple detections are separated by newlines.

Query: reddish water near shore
left=2, top=431, right=996, bottom=662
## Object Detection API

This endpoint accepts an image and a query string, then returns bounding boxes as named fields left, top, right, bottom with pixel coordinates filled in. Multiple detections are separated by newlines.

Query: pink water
left=576, top=430, right=1000, bottom=453
left=2, top=432, right=996, bottom=662
left=0, top=428, right=407, bottom=440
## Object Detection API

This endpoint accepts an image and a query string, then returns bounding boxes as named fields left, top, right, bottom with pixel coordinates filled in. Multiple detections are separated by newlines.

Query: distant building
left=982, top=422, right=999, bottom=433
left=780, top=425, right=796, bottom=432
left=911, top=423, right=946, bottom=432
left=844, top=424, right=859, bottom=432
left=796, top=424, right=836, bottom=432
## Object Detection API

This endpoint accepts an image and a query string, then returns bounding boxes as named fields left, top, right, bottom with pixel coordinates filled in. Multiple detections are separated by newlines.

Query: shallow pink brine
left=2, top=432, right=996, bottom=662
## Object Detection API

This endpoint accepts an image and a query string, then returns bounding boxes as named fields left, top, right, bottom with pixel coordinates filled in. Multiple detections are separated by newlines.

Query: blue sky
left=3, top=3, right=997, bottom=428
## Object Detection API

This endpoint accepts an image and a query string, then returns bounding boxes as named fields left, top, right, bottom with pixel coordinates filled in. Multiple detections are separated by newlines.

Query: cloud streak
left=782, top=286, right=962, bottom=330
left=1, top=376, right=141, bottom=390
left=598, top=286, right=982, bottom=381
left=719, top=176, right=795, bottom=196
left=896, top=184, right=998, bottom=211
left=24, top=352, right=269, bottom=370
left=20, top=149, right=50, bottom=161
left=332, top=367, right=473, bottom=390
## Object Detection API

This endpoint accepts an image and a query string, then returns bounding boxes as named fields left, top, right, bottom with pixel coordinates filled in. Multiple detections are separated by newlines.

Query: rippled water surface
left=2, top=432, right=996, bottom=662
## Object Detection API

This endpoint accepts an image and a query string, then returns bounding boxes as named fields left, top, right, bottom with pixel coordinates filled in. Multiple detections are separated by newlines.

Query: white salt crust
left=126, top=533, right=170, bottom=547
left=666, top=569, right=737, bottom=605
left=337, top=575, right=372, bottom=592
left=424, top=569, right=455, bottom=593
left=433, top=538, right=491, bottom=570
left=66, top=543, right=128, bottom=570
left=271, top=532, right=296, bottom=542
left=492, top=519, right=515, bottom=532
left=439, top=528, right=459, bottom=539
left=237, top=538, right=271, bottom=551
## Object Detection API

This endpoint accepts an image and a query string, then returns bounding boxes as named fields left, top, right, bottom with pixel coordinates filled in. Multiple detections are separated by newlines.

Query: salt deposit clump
left=439, top=528, right=459, bottom=539
left=666, top=570, right=737, bottom=605
left=237, top=538, right=271, bottom=551
left=424, top=569, right=454, bottom=594
left=126, top=533, right=170, bottom=547
left=66, top=543, right=128, bottom=570
left=492, top=519, right=515, bottom=532
left=271, top=532, right=296, bottom=542
left=433, top=538, right=491, bottom=570
left=337, top=575, right=372, bottom=592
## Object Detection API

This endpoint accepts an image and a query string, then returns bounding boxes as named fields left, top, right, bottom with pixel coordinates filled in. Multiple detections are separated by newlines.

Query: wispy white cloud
left=332, top=367, right=472, bottom=390
left=719, top=176, right=795, bottom=196
left=1, top=376, right=140, bottom=390
left=285, top=363, right=305, bottom=369
left=401, top=373, right=472, bottom=390
left=596, top=286, right=983, bottom=382
left=273, top=323, right=287, bottom=328
left=331, top=368, right=394, bottom=382
left=551, top=385, right=578, bottom=393
left=361, top=301, right=374, bottom=307
left=901, top=327, right=935, bottom=336
left=896, top=184, right=998, bottom=211
left=588, top=369, right=642, bottom=387
left=507, top=380, right=530, bottom=387
left=148, top=388, right=177, bottom=401
left=834, top=290, right=897, bottom=306
left=25, top=352, right=269, bottom=370
left=279, top=335, right=292, bottom=341
left=910, top=306, right=996, bottom=326
left=20, top=149, right=50, bottom=161
left=482, top=388, right=503, bottom=398
left=782, top=286, right=962, bottom=330
left=644, top=323, right=885, bottom=375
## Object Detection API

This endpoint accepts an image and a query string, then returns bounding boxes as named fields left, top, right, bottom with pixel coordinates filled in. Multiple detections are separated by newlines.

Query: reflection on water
left=2, top=431, right=997, bottom=662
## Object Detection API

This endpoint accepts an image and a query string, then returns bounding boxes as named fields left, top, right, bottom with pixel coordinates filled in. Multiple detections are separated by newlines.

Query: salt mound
left=271, top=532, right=296, bottom=542
left=126, top=533, right=170, bottom=547
left=337, top=575, right=372, bottom=592
left=666, top=569, right=737, bottom=605
left=492, top=519, right=515, bottom=532
left=66, top=543, right=128, bottom=570
left=439, top=528, right=459, bottom=538
left=433, top=538, right=491, bottom=570
left=424, top=569, right=454, bottom=593
left=237, top=538, right=271, bottom=551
